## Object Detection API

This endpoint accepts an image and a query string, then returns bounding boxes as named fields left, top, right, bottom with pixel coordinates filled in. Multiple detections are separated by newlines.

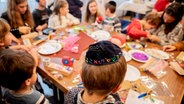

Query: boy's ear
left=24, top=78, right=31, bottom=86
left=0, top=40, right=5, bottom=46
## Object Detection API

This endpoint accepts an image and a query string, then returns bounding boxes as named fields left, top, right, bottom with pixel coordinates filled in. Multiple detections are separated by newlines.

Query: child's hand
left=19, top=26, right=31, bottom=34
left=20, top=45, right=33, bottom=51
left=36, top=25, right=43, bottom=32
left=28, top=48, right=39, bottom=66
left=67, top=21, right=74, bottom=26
left=11, top=45, right=33, bottom=51
left=148, top=35, right=160, bottom=43
left=163, top=45, right=176, bottom=52
left=9, top=33, right=21, bottom=44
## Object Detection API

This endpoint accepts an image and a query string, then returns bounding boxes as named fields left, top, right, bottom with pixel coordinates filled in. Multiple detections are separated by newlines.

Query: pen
left=138, top=93, right=147, bottom=99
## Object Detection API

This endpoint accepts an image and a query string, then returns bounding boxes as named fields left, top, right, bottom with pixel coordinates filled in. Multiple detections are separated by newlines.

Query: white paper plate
left=128, top=50, right=150, bottom=63
left=127, top=42, right=143, bottom=49
left=38, top=42, right=62, bottom=55
left=90, top=30, right=111, bottom=41
left=122, top=50, right=132, bottom=62
left=124, top=64, right=140, bottom=81
left=145, top=48, right=169, bottom=60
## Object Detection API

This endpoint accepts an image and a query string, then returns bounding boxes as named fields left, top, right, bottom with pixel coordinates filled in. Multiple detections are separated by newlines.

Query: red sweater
left=154, top=0, right=169, bottom=12
left=126, top=19, right=147, bottom=39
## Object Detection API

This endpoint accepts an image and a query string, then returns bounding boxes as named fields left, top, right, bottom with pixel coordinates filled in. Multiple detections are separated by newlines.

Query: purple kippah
left=85, top=40, right=122, bottom=65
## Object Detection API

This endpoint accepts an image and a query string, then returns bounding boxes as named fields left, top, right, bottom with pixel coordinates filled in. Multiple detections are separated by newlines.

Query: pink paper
left=62, top=36, right=80, bottom=51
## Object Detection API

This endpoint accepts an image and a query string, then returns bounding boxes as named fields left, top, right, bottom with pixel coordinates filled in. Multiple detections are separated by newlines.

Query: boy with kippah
left=103, top=1, right=122, bottom=32
left=0, top=49, right=49, bottom=104
left=64, top=40, right=127, bottom=104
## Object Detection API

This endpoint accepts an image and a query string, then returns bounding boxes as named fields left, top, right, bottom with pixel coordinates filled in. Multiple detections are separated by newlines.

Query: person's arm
left=9, top=33, right=21, bottom=44
left=126, top=19, right=148, bottom=39
left=32, top=10, right=40, bottom=29
left=113, top=17, right=121, bottom=33
left=67, top=13, right=80, bottom=25
left=48, top=15, right=56, bottom=29
left=126, top=20, right=148, bottom=39
left=173, top=41, right=184, bottom=51
left=160, top=24, right=183, bottom=45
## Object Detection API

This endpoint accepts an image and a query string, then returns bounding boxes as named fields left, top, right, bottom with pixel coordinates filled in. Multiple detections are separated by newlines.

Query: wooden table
left=37, top=34, right=184, bottom=104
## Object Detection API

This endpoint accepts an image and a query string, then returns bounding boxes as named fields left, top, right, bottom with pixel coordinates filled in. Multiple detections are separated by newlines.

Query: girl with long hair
left=84, top=0, right=101, bottom=24
left=148, top=2, right=184, bottom=45
left=48, top=0, right=80, bottom=29
left=1, top=0, right=34, bottom=38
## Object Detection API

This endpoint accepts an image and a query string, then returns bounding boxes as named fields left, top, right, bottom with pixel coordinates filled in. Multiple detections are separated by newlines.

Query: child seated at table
left=83, top=0, right=101, bottom=24
left=0, top=48, right=49, bottom=104
left=103, top=1, right=121, bottom=32
left=64, top=40, right=127, bottom=104
left=48, top=0, right=80, bottom=29
left=126, top=12, right=161, bottom=40
left=0, top=18, right=31, bottom=51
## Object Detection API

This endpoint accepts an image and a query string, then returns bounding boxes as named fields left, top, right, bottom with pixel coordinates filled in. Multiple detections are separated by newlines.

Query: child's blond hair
left=144, top=12, right=161, bottom=27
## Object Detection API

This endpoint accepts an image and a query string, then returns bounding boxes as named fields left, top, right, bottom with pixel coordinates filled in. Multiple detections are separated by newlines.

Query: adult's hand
left=163, top=45, right=176, bottom=52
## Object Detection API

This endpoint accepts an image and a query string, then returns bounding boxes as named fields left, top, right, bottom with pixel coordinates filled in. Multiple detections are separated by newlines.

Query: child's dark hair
left=0, top=49, right=35, bottom=91
left=144, top=12, right=161, bottom=27
left=105, top=1, right=117, bottom=13
left=0, top=18, right=10, bottom=40
left=160, top=2, right=184, bottom=34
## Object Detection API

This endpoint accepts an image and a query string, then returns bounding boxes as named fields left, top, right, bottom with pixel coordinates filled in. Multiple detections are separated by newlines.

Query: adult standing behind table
left=32, top=0, right=52, bottom=32
left=1, top=0, right=34, bottom=38
left=148, top=2, right=184, bottom=46
left=66, top=0, right=83, bottom=20
left=152, top=0, right=174, bottom=16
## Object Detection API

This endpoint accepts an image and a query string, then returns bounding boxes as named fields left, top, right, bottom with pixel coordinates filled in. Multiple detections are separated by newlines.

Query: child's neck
left=107, top=13, right=115, bottom=18
left=82, top=90, right=107, bottom=103
left=60, top=13, right=66, bottom=17
left=14, top=86, right=32, bottom=95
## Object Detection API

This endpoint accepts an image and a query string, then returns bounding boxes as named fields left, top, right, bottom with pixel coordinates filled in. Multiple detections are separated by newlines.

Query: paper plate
left=145, top=49, right=169, bottom=60
left=127, top=42, right=143, bottom=49
left=124, top=64, right=140, bottom=81
left=128, top=50, right=150, bottom=63
left=122, top=50, right=132, bottom=62
left=38, top=42, right=62, bottom=55
left=90, top=30, right=111, bottom=41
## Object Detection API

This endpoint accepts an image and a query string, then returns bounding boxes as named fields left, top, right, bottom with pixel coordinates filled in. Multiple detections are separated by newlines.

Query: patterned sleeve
left=160, top=23, right=183, bottom=45
left=64, top=87, right=81, bottom=104
left=113, top=17, right=121, bottom=33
